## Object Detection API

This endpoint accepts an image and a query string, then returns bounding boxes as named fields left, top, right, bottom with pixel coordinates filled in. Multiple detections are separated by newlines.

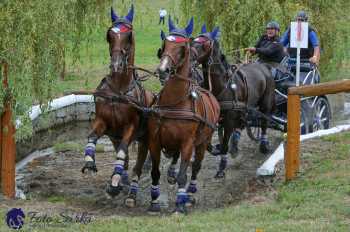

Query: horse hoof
left=125, top=196, right=136, bottom=208
left=173, top=204, right=187, bottom=215
left=214, top=171, right=225, bottom=179
left=106, top=184, right=123, bottom=198
left=81, top=161, right=97, bottom=174
left=229, top=145, right=238, bottom=157
left=185, top=195, right=196, bottom=207
left=147, top=202, right=161, bottom=215
left=167, top=176, right=177, bottom=185
left=259, top=143, right=270, bottom=154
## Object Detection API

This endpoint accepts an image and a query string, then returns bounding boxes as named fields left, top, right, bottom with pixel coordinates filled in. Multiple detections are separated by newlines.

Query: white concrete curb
left=256, top=124, right=350, bottom=176
left=16, top=94, right=94, bottom=128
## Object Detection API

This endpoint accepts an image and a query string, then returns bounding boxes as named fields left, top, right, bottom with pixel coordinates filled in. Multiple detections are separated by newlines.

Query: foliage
left=181, top=0, right=350, bottom=75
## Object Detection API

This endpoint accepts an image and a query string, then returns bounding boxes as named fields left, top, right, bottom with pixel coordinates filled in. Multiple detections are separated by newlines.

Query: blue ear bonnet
left=198, top=24, right=220, bottom=40
left=111, top=4, right=134, bottom=25
left=166, top=17, right=194, bottom=38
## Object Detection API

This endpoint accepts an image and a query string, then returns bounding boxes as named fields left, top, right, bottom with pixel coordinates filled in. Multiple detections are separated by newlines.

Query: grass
left=1, top=131, right=350, bottom=231
left=53, top=142, right=104, bottom=153
left=55, top=0, right=175, bottom=96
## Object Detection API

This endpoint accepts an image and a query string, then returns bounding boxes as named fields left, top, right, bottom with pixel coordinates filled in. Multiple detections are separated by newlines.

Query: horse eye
left=157, top=48, right=162, bottom=59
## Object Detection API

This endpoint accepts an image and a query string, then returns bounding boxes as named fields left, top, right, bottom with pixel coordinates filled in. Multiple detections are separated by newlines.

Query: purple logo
left=6, top=208, right=25, bottom=230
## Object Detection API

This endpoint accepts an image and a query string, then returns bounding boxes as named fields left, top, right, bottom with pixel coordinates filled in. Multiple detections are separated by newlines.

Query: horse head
left=107, top=5, right=134, bottom=74
left=156, top=17, right=194, bottom=85
left=191, top=24, right=220, bottom=64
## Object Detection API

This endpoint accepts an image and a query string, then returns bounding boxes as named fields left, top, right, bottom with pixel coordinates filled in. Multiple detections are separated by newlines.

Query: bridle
left=108, top=24, right=134, bottom=74
left=160, top=42, right=189, bottom=75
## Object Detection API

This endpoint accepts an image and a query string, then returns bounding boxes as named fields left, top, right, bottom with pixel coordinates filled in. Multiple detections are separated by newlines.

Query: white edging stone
left=16, top=94, right=94, bottom=128
left=256, top=124, right=350, bottom=176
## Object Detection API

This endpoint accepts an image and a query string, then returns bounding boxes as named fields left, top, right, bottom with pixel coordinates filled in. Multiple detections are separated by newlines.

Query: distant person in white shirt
left=159, top=8, right=167, bottom=25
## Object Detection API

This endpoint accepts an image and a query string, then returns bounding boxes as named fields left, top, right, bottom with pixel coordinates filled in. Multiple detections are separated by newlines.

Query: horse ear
left=168, top=16, right=176, bottom=32
left=125, top=4, right=134, bottom=23
left=160, top=30, right=166, bottom=41
left=201, top=24, right=207, bottom=34
left=185, top=17, right=194, bottom=36
left=111, top=7, right=118, bottom=23
left=210, top=26, right=220, bottom=40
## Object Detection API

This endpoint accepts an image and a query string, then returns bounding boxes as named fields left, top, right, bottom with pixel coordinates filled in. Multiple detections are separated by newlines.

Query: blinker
left=191, top=90, right=198, bottom=100
left=230, top=83, right=237, bottom=90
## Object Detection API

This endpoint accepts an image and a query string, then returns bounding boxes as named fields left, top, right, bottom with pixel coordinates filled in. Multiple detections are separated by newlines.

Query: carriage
left=246, top=57, right=332, bottom=141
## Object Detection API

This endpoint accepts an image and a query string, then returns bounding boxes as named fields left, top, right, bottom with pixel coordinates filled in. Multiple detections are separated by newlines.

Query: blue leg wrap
left=151, top=185, right=160, bottom=201
left=187, top=181, right=197, bottom=194
left=85, top=145, right=96, bottom=160
left=260, top=136, right=269, bottom=145
left=114, top=164, right=124, bottom=175
left=121, top=170, right=129, bottom=185
left=219, top=155, right=228, bottom=171
left=232, top=131, right=241, bottom=142
left=129, top=181, right=139, bottom=195
left=176, top=189, right=189, bottom=205
left=167, top=166, right=176, bottom=177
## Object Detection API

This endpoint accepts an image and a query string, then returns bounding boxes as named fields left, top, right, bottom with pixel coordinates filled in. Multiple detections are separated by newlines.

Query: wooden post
left=0, top=64, right=2, bottom=184
left=285, top=94, right=300, bottom=181
left=1, top=61, right=16, bottom=198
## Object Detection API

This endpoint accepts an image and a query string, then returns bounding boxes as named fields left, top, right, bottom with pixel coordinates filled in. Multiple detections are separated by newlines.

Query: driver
left=246, top=21, right=286, bottom=67
left=280, top=11, right=320, bottom=65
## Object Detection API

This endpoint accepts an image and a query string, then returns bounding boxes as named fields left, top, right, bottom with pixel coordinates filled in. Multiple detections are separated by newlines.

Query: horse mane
left=212, top=40, right=230, bottom=73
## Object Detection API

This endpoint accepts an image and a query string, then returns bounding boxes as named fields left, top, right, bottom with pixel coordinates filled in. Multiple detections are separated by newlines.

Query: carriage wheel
left=246, top=104, right=310, bottom=139
left=300, top=104, right=309, bottom=135
left=310, top=97, right=331, bottom=132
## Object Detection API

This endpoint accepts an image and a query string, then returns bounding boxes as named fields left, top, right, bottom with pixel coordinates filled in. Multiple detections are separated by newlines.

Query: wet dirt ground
left=8, top=130, right=283, bottom=217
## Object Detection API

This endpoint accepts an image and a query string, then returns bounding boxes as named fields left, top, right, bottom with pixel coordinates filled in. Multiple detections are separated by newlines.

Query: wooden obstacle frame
left=285, top=79, right=350, bottom=180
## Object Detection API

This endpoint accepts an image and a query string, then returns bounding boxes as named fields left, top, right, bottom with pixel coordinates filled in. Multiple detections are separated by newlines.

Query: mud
left=12, top=131, right=283, bottom=216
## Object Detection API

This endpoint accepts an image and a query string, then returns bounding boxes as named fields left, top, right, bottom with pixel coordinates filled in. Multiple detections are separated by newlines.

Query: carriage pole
left=1, top=60, right=16, bottom=199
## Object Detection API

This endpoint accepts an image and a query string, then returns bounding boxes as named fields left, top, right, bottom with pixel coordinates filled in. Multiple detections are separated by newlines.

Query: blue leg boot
left=215, top=154, right=228, bottom=179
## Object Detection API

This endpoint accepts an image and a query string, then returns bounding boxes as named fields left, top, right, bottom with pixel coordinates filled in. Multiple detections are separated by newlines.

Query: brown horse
left=81, top=5, right=153, bottom=204
left=146, top=18, right=220, bottom=214
left=191, top=25, right=275, bottom=178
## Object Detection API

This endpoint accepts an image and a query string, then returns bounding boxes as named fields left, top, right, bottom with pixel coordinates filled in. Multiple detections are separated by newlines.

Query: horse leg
left=259, top=86, right=274, bottom=154
left=186, top=143, right=206, bottom=207
left=147, top=141, right=162, bottom=215
left=81, top=118, right=106, bottom=174
left=106, top=125, right=135, bottom=198
left=125, top=138, right=149, bottom=208
left=167, top=151, right=180, bottom=185
left=174, top=141, right=193, bottom=214
left=210, top=124, right=224, bottom=156
left=215, top=120, right=233, bottom=178
left=259, top=117, right=270, bottom=154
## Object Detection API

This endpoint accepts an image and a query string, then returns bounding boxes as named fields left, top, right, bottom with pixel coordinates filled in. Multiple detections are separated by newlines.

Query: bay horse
left=191, top=25, right=275, bottom=178
left=146, top=18, right=220, bottom=214
left=81, top=5, right=154, bottom=205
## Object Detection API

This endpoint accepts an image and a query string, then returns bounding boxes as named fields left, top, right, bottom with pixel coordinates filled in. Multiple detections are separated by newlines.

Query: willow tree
left=0, top=0, right=110, bottom=140
left=181, top=0, right=350, bottom=75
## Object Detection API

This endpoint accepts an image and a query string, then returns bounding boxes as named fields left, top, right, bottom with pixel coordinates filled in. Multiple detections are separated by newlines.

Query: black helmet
left=296, top=11, right=308, bottom=21
left=266, top=21, right=280, bottom=31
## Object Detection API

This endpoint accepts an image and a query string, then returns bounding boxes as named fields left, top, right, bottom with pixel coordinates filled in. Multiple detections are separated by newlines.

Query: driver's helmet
left=296, top=11, right=308, bottom=21
left=266, top=21, right=280, bottom=31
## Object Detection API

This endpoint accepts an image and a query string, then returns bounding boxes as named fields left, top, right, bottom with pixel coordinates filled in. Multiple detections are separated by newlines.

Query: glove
left=309, top=56, right=319, bottom=65
left=245, top=47, right=256, bottom=54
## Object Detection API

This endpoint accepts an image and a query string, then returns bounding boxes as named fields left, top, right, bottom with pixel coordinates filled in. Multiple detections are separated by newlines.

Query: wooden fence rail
left=285, top=79, right=350, bottom=180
